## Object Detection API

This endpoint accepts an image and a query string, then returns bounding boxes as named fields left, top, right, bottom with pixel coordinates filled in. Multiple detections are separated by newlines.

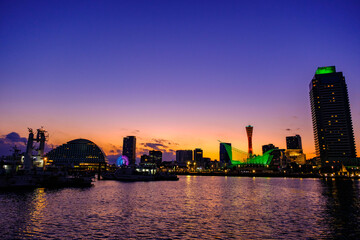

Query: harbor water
left=1, top=176, right=360, bottom=239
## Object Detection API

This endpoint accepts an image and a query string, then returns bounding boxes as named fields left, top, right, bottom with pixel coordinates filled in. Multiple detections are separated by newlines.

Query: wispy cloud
left=138, top=138, right=178, bottom=161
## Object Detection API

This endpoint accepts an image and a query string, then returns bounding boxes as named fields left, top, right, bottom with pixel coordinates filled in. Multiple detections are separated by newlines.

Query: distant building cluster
left=1, top=66, right=359, bottom=176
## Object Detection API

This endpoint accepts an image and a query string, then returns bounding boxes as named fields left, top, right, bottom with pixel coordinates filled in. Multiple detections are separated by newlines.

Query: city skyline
left=1, top=1, right=360, bottom=161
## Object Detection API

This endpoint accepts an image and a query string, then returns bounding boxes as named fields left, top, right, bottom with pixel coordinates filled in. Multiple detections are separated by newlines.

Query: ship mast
left=23, top=127, right=48, bottom=171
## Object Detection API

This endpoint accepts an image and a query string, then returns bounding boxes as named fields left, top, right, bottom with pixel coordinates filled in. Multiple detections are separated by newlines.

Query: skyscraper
left=149, top=150, right=162, bottom=166
left=194, top=148, right=203, bottom=167
left=286, top=135, right=302, bottom=149
left=309, top=66, right=356, bottom=166
left=246, top=125, right=253, bottom=155
left=219, top=142, right=231, bottom=165
left=123, top=136, right=136, bottom=165
left=176, top=150, right=193, bottom=166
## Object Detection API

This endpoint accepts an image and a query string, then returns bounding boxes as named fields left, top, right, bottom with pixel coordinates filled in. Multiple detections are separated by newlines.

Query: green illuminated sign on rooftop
left=315, top=66, right=336, bottom=75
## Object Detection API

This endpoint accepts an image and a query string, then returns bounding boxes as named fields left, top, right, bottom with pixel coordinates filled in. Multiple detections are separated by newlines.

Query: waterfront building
left=149, top=150, right=162, bottom=166
left=268, top=149, right=288, bottom=168
left=202, top=157, right=211, bottom=169
left=194, top=148, right=203, bottom=167
left=140, top=154, right=150, bottom=164
left=285, top=135, right=306, bottom=165
left=210, top=160, right=220, bottom=170
left=286, top=135, right=302, bottom=149
left=123, top=136, right=136, bottom=165
left=246, top=125, right=253, bottom=155
left=309, top=66, right=357, bottom=167
left=262, top=144, right=278, bottom=154
left=176, top=150, right=193, bottom=167
left=285, top=149, right=306, bottom=165
left=45, top=138, right=107, bottom=171
left=220, top=142, right=231, bottom=165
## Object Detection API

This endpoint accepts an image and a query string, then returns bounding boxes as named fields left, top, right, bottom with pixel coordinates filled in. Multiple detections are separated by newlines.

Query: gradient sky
left=1, top=0, right=359, bottom=161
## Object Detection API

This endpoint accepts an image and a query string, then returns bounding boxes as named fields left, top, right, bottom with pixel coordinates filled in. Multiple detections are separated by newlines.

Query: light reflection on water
left=0, top=176, right=359, bottom=239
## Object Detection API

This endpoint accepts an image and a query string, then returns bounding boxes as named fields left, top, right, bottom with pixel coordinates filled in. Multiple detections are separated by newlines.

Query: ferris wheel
left=116, top=155, right=129, bottom=167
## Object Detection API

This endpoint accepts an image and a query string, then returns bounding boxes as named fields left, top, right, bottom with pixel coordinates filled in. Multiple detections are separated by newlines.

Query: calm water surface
left=1, top=176, right=360, bottom=239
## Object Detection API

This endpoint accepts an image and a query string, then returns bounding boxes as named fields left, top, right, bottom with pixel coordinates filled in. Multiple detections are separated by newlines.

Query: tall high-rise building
left=176, top=150, right=193, bottom=166
left=286, top=135, right=302, bottom=149
left=309, top=66, right=356, bottom=166
left=194, top=148, right=203, bottom=167
left=123, top=136, right=136, bottom=165
left=246, top=125, right=253, bottom=155
left=219, top=142, right=231, bottom=164
left=149, top=150, right=162, bottom=166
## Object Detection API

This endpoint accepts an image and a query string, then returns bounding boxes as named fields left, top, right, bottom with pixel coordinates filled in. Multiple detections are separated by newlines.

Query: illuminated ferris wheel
left=116, top=155, right=129, bottom=167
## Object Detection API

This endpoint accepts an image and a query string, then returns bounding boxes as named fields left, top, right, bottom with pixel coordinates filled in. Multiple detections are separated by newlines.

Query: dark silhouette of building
left=286, top=135, right=302, bottom=149
left=149, top=150, right=162, bottom=166
left=140, top=150, right=162, bottom=166
left=176, top=150, right=193, bottom=166
left=194, top=148, right=203, bottom=167
left=123, top=136, right=136, bottom=165
left=246, top=125, right=253, bottom=155
left=268, top=149, right=287, bottom=168
left=140, top=154, right=150, bottom=163
left=202, top=157, right=211, bottom=169
left=309, top=66, right=357, bottom=167
left=285, top=135, right=306, bottom=164
left=261, top=144, right=289, bottom=168
left=46, top=138, right=107, bottom=170
left=262, top=144, right=278, bottom=154
left=219, top=142, right=231, bottom=165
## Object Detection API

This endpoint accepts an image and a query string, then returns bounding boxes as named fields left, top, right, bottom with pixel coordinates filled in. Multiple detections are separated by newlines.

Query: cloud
left=162, top=150, right=176, bottom=162
left=105, top=144, right=122, bottom=164
left=285, top=128, right=301, bottom=132
left=5, top=132, right=27, bottom=143
left=0, top=132, right=56, bottom=157
left=138, top=139, right=178, bottom=162
left=151, top=138, right=179, bottom=146
left=104, top=138, right=178, bottom=164
left=109, top=148, right=121, bottom=154
left=107, top=155, right=120, bottom=165
left=0, top=132, right=27, bottom=156
left=141, top=143, right=166, bottom=151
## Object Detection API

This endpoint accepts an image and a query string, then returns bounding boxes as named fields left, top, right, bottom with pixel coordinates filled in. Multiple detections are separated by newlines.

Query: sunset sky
left=1, top=0, right=359, bottom=162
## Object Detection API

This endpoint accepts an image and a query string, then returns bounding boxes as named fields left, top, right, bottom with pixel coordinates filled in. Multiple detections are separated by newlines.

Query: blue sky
left=1, top=0, right=359, bottom=160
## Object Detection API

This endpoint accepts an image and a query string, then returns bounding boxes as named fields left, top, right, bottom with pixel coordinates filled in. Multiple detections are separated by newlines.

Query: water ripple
left=1, top=177, right=360, bottom=239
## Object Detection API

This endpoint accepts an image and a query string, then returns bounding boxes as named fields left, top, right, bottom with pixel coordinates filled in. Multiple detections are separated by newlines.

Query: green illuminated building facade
left=309, top=66, right=357, bottom=167
left=220, top=142, right=231, bottom=165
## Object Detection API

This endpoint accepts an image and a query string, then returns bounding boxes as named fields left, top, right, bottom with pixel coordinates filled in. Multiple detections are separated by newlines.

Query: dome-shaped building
left=46, top=139, right=107, bottom=171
